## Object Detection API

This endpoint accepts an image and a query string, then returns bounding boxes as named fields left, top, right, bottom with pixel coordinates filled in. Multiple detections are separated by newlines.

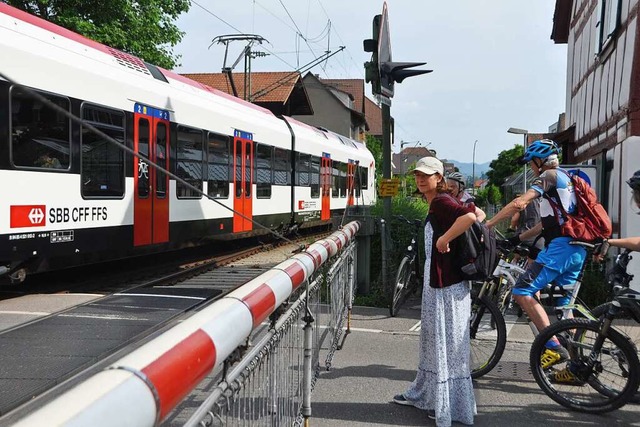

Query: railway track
left=0, top=230, right=330, bottom=423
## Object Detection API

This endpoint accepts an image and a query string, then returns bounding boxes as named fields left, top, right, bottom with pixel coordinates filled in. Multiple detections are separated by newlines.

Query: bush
left=359, top=195, right=429, bottom=307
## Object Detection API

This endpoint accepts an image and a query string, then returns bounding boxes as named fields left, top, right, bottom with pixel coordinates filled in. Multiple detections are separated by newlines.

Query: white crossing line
left=114, top=293, right=205, bottom=300
left=0, top=310, right=50, bottom=316
left=59, top=313, right=150, bottom=321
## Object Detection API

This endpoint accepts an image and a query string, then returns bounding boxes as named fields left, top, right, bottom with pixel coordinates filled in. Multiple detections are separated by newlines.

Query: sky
left=173, top=1, right=567, bottom=165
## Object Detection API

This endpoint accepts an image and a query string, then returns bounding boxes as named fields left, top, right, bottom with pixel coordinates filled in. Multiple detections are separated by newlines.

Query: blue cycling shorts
left=512, top=237, right=587, bottom=306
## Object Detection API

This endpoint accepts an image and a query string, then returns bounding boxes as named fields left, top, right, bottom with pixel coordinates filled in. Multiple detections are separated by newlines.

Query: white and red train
left=0, top=4, right=376, bottom=283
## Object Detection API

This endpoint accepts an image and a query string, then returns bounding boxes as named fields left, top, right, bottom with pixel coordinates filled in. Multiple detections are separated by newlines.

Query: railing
left=11, top=222, right=360, bottom=427
left=185, top=241, right=357, bottom=426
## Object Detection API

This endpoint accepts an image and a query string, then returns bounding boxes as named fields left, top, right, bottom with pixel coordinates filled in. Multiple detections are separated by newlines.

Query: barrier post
left=301, top=281, right=315, bottom=427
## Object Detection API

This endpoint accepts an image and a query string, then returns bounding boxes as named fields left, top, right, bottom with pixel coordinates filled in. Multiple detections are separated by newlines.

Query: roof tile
left=182, top=72, right=301, bottom=103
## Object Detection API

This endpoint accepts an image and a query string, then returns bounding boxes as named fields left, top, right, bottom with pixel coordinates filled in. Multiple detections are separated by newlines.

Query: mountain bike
left=529, top=249, right=640, bottom=414
left=470, top=240, right=596, bottom=379
left=390, top=216, right=424, bottom=317
left=469, top=239, right=524, bottom=378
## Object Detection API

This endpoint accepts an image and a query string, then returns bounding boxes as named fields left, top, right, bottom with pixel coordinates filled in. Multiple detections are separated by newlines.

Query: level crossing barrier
left=11, top=221, right=360, bottom=427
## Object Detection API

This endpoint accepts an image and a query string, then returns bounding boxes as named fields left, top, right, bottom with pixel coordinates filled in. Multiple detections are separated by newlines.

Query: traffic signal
left=380, top=62, right=433, bottom=96
left=363, top=6, right=432, bottom=99
left=363, top=14, right=382, bottom=95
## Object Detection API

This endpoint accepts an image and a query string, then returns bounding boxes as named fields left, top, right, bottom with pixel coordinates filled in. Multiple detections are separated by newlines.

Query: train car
left=0, top=4, right=376, bottom=283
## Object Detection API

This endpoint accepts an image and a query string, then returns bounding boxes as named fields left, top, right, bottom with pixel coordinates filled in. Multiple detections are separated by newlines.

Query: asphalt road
left=310, top=304, right=640, bottom=426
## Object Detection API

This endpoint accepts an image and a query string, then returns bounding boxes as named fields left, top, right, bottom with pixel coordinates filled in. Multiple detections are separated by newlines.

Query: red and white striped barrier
left=13, top=221, right=360, bottom=427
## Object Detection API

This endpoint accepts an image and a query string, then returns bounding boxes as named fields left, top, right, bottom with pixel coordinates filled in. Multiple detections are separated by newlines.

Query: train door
left=347, top=161, right=356, bottom=206
left=321, top=154, right=331, bottom=220
left=133, top=112, right=170, bottom=246
left=233, top=134, right=253, bottom=232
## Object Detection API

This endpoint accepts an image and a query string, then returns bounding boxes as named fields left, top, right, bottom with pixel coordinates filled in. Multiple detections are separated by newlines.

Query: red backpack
left=544, top=171, right=612, bottom=242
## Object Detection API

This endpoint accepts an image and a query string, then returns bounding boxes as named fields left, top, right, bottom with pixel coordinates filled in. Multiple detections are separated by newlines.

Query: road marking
left=59, top=313, right=150, bottom=321
left=114, top=293, right=206, bottom=300
left=409, top=321, right=421, bottom=331
left=0, top=310, right=50, bottom=316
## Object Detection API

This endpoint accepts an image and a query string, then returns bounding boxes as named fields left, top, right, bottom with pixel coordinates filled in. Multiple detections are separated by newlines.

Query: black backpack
left=430, top=202, right=499, bottom=281
left=454, top=220, right=499, bottom=281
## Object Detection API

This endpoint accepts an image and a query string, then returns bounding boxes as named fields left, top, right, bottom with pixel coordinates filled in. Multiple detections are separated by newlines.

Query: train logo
left=10, top=205, right=46, bottom=228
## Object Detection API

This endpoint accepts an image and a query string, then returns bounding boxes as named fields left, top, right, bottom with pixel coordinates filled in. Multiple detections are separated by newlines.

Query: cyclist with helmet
left=486, top=139, right=588, bottom=370
left=596, top=169, right=640, bottom=256
left=447, top=172, right=486, bottom=222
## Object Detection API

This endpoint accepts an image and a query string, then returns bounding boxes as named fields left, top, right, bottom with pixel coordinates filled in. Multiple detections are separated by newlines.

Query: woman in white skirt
left=393, top=156, right=477, bottom=426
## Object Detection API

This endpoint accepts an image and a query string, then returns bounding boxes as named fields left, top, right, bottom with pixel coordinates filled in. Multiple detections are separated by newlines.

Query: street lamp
left=507, top=127, right=528, bottom=193
left=472, top=139, right=478, bottom=195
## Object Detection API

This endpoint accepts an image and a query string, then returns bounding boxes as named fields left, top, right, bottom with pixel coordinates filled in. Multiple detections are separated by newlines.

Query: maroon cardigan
left=427, top=193, right=475, bottom=288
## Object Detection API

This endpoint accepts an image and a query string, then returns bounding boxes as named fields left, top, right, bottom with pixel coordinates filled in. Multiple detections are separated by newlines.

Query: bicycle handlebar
left=569, top=240, right=597, bottom=249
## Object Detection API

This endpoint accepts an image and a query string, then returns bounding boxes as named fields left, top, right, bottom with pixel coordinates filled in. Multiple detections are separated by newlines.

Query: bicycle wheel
left=470, top=295, right=507, bottom=379
left=390, top=255, right=415, bottom=317
left=530, top=318, right=640, bottom=413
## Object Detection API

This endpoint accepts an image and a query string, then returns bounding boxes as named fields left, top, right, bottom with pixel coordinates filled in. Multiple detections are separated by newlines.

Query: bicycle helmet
left=627, top=169, right=640, bottom=191
left=520, top=139, right=560, bottom=163
left=447, top=171, right=466, bottom=187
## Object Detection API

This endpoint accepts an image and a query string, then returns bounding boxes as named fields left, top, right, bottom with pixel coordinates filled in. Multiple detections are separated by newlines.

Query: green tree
left=486, top=144, right=524, bottom=188
left=486, top=184, right=502, bottom=205
left=8, top=0, right=190, bottom=69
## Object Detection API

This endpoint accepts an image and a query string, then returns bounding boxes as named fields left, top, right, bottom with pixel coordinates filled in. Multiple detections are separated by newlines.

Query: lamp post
left=471, top=140, right=478, bottom=195
left=507, top=127, right=528, bottom=194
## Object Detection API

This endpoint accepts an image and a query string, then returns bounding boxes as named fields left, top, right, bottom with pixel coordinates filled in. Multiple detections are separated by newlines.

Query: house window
left=595, top=0, right=621, bottom=55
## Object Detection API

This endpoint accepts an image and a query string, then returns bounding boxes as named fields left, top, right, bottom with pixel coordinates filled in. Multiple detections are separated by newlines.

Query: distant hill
left=447, top=160, right=491, bottom=178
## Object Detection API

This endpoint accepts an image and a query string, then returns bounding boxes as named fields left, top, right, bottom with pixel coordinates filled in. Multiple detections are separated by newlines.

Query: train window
left=296, top=152, right=310, bottom=186
left=332, top=161, right=340, bottom=198
left=255, top=143, right=272, bottom=198
left=80, top=104, right=125, bottom=198
left=359, top=166, right=369, bottom=190
left=207, top=132, right=230, bottom=198
left=273, top=148, right=290, bottom=185
left=339, top=163, right=347, bottom=198
left=10, top=87, right=71, bottom=170
left=354, top=165, right=363, bottom=198
left=310, top=156, right=320, bottom=198
left=137, top=118, right=150, bottom=198
left=176, top=125, right=203, bottom=199
left=155, top=122, right=168, bottom=198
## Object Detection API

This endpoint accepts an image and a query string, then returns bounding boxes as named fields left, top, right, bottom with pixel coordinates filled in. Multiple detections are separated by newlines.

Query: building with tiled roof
left=292, top=73, right=367, bottom=141
left=321, top=79, right=365, bottom=116
left=392, top=147, right=435, bottom=175
left=322, top=78, right=387, bottom=142
left=182, top=71, right=313, bottom=116
left=364, top=96, right=383, bottom=140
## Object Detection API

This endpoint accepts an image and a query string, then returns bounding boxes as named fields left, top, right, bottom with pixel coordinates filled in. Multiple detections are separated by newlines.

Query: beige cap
left=412, top=156, right=444, bottom=175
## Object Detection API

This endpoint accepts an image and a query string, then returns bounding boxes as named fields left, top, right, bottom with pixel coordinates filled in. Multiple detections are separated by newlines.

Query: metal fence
left=184, top=240, right=358, bottom=427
